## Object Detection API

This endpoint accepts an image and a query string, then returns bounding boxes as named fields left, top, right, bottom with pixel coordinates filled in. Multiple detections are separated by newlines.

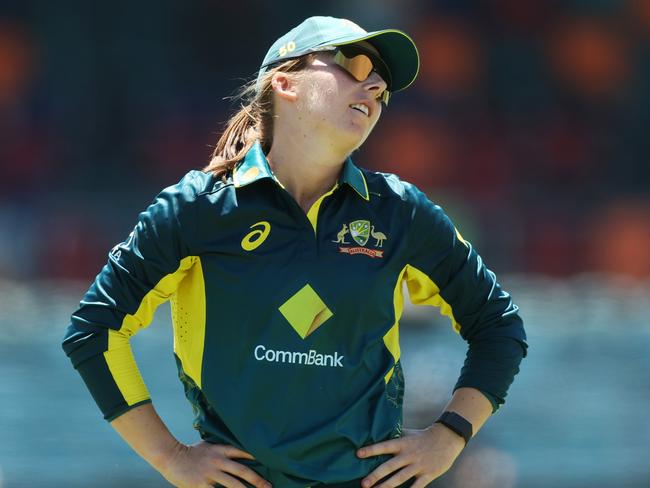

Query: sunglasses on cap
left=331, top=44, right=392, bottom=105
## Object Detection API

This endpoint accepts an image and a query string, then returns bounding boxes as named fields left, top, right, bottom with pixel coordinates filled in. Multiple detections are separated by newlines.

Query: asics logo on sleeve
left=241, top=221, right=271, bottom=251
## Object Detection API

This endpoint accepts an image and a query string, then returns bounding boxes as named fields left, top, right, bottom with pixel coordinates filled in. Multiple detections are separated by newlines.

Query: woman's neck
left=266, top=132, right=350, bottom=213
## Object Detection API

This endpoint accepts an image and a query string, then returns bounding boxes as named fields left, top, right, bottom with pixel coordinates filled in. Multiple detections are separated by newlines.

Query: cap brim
left=332, top=29, right=420, bottom=92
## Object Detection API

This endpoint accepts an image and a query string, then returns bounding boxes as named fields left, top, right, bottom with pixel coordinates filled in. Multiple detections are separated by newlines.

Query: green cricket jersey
left=62, top=141, right=527, bottom=487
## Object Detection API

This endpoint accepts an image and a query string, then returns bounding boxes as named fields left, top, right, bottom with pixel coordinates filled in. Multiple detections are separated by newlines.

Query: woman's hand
left=160, top=441, right=272, bottom=488
left=356, top=424, right=466, bottom=488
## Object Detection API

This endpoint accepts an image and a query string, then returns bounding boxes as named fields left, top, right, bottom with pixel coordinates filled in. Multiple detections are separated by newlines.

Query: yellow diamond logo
left=279, top=284, right=333, bottom=339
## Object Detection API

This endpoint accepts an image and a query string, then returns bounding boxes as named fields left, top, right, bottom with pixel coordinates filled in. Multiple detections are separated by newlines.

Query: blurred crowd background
left=1, top=1, right=650, bottom=488
left=1, top=0, right=649, bottom=281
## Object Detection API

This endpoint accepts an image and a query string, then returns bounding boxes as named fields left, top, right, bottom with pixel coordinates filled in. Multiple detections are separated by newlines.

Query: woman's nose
left=364, top=71, right=388, bottom=94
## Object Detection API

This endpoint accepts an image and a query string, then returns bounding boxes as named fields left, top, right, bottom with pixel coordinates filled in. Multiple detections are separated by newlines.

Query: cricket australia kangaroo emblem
left=333, top=220, right=388, bottom=258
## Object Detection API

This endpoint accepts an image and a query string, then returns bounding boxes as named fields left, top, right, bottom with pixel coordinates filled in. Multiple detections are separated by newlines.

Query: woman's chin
left=338, top=124, right=370, bottom=148
left=316, top=122, right=371, bottom=155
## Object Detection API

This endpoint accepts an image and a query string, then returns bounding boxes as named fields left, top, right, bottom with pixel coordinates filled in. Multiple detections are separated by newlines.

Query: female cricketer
left=62, top=15, right=527, bottom=488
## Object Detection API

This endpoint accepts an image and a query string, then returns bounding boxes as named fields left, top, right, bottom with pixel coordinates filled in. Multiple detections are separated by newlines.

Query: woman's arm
left=355, top=185, right=527, bottom=487
left=111, top=403, right=271, bottom=488
left=439, top=386, right=493, bottom=434
left=62, top=175, right=200, bottom=421
left=110, top=403, right=181, bottom=476
left=64, top=174, right=270, bottom=487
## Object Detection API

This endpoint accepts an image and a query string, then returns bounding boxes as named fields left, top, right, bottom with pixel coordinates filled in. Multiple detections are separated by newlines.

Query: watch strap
left=434, top=411, right=473, bottom=445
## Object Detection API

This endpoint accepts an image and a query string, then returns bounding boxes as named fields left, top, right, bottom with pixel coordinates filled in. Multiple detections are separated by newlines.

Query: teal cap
left=257, top=16, right=420, bottom=93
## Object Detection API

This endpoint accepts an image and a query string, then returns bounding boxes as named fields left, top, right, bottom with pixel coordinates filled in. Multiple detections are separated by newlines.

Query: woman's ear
left=271, top=72, right=299, bottom=102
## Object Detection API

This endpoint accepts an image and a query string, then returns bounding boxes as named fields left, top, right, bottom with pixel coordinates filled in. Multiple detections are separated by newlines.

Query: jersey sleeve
left=402, top=184, right=528, bottom=412
left=61, top=171, right=201, bottom=421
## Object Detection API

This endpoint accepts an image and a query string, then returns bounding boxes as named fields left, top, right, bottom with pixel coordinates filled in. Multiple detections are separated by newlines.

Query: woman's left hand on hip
left=356, top=425, right=466, bottom=488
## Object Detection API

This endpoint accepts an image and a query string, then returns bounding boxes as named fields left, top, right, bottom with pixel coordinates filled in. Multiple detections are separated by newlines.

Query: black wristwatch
left=434, top=411, right=473, bottom=445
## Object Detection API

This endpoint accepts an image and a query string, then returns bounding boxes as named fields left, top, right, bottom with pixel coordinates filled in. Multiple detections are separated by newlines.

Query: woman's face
left=293, top=45, right=388, bottom=151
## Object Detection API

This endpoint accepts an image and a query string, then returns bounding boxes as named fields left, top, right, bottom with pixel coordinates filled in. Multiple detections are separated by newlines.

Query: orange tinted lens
left=333, top=51, right=374, bottom=81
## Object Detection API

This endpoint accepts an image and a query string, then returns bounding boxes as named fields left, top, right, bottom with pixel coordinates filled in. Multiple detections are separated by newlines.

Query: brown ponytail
left=204, top=56, right=311, bottom=180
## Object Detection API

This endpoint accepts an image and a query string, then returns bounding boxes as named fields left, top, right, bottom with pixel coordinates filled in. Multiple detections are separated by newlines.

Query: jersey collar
left=340, top=156, right=370, bottom=201
left=233, top=141, right=370, bottom=201
left=232, top=142, right=275, bottom=187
